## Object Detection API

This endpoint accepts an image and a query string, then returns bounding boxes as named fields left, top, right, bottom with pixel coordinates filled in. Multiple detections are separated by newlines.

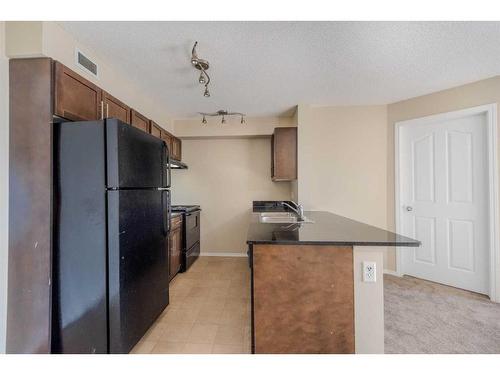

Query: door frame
left=394, top=104, right=500, bottom=302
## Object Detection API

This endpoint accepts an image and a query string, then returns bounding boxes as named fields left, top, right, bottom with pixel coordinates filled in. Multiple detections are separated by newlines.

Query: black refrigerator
left=52, top=118, right=171, bottom=354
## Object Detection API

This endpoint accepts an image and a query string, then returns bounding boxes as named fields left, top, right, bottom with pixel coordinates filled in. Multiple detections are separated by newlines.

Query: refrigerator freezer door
left=106, top=119, right=169, bottom=189
left=107, top=189, right=169, bottom=354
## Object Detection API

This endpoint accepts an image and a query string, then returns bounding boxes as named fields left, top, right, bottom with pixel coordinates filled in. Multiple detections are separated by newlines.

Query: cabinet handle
left=100, top=100, right=104, bottom=120
left=106, top=103, right=109, bottom=118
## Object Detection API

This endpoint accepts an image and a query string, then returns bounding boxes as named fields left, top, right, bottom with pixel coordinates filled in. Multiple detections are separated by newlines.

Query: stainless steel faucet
left=282, top=201, right=305, bottom=221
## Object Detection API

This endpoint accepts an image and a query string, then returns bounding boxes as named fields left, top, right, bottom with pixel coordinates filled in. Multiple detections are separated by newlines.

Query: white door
left=399, top=111, right=490, bottom=294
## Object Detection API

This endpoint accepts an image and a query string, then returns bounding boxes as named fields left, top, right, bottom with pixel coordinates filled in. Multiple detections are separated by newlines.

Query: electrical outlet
left=363, top=261, right=376, bottom=283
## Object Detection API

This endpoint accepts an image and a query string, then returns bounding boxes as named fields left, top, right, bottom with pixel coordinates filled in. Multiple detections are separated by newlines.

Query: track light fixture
left=198, top=110, right=246, bottom=126
left=191, top=42, right=211, bottom=98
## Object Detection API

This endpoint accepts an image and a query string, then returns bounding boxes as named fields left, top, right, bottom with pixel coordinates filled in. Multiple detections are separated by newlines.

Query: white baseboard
left=383, top=269, right=401, bottom=277
left=200, top=252, right=247, bottom=257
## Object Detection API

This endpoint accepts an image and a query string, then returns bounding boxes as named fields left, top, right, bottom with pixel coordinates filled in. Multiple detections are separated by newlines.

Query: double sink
left=258, top=212, right=314, bottom=224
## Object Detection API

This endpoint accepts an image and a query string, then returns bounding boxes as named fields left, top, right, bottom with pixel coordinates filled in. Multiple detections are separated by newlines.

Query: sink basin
left=258, top=212, right=314, bottom=224
left=260, top=216, right=300, bottom=223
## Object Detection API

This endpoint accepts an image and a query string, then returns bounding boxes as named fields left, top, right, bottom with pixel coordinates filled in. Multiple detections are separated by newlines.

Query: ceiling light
left=191, top=41, right=211, bottom=98
left=198, top=110, right=246, bottom=126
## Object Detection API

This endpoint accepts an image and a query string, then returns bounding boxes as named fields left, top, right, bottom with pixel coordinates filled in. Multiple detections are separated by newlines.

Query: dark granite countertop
left=247, top=210, right=420, bottom=247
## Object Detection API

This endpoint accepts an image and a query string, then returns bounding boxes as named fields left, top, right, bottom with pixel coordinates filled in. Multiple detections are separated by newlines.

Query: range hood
left=168, top=159, right=188, bottom=169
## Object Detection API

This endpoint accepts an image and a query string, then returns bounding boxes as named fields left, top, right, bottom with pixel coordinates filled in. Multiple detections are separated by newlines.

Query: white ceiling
left=59, top=21, right=500, bottom=118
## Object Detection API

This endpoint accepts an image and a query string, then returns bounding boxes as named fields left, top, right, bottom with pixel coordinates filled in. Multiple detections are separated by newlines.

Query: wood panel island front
left=247, top=202, right=420, bottom=354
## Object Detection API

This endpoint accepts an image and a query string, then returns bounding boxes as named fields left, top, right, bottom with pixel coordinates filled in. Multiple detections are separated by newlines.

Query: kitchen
left=2, top=16, right=500, bottom=362
left=6, top=44, right=418, bottom=354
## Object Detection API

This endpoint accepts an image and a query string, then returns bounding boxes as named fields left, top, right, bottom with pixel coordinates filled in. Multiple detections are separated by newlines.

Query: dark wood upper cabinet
left=54, top=61, right=102, bottom=121
left=171, top=137, right=182, bottom=161
left=169, top=215, right=183, bottom=281
left=160, top=130, right=174, bottom=158
left=160, top=130, right=172, bottom=146
left=130, top=109, right=150, bottom=133
left=272, top=127, right=297, bottom=181
left=150, top=121, right=162, bottom=138
left=103, top=91, right=130, bottom=124
left=155, top=125, right=182, bottom=161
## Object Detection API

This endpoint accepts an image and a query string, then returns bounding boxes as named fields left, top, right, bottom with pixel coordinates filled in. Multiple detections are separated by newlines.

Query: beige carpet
left=384, top=274, right=500, bottom=354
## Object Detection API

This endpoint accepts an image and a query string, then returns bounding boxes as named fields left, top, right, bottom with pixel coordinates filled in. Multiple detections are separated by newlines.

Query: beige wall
left=386, top=76, right=500, bottom=270
left=296, top=104, right=390, bottom=264
left=0, top=21, right=9, bottom=353
left=353, top=247, right=385, bottom=353
left=171, top=138, right=291, bottom=254
left=296, top=78, right=500, bottom=272
left=174, top=116, right=295, bottom=138
left=5, top=21, right=42, bottom=57
left=5, top=21, right=174, bottom=133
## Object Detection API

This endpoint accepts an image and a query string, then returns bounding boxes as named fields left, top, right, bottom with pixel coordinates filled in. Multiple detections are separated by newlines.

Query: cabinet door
left=161, top=130, right=173, bottom=156
left=150, top=121, right=162, bottom=138
left=54, top=61, right=102, bottom=121
left=171, top=137, right=182, bottom=161
left=103, top=91, right=130, bottom=123
left=130, top=109, right=150, bottom=133
left=169, top=217, right=182, bottom=281
left=272, top=127, right=297, bottom=181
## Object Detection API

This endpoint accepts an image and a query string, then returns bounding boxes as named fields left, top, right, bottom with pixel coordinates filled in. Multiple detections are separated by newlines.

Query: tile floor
left=130, top=256, right=251, bottom=354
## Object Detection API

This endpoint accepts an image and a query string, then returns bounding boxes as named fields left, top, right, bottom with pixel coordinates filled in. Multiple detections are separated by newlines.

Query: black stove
left=171, top=205, right=201, bottom=213
left=170, top=205, right=201, bottom=272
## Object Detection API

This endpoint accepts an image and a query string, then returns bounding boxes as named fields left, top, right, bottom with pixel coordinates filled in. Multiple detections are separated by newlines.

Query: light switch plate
left=363, top=261, right=376, bottom=283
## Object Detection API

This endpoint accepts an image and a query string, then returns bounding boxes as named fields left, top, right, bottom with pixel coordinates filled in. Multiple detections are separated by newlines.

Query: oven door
left=184, top=241, right=200, bottom=271
left=185, top=210, right=200, bottom=250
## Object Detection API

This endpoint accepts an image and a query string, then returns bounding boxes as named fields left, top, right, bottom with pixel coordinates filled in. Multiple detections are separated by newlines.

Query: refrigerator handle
left=167, top=190, right=171, bottom=233
left=166, top=142, right=172, bottom=188
left=161, top=190, right=170, bottom=236
left=161, top=141, right=166, bottom=187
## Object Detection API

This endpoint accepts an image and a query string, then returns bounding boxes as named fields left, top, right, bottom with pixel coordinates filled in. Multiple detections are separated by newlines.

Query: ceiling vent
left=75, top=49, right=98, bottom=78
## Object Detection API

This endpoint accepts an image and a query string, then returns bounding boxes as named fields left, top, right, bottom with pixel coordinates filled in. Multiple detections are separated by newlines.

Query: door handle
left=106, top=103, right=109, bottom=118
left=406, top=206, right=413, bottom=212
left=100, top=100, right=104, bottom=120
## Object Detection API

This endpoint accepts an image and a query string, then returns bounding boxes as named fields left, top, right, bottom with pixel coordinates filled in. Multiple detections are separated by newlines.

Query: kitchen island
left=247, top=203, right=420, bottom=354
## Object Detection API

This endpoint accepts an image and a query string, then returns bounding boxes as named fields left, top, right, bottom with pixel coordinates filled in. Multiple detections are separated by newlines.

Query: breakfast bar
left=247, top=204, right=420, bottom=354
